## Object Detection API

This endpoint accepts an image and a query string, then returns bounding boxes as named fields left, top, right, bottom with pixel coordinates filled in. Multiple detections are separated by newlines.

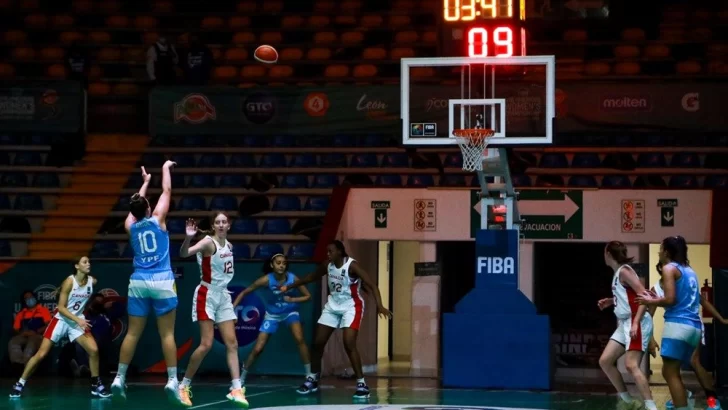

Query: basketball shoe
left=353, top=382, right=370, bottom=399
left=665, top=390, right=695, bottom=410
left=165, top=377, right=184, bottom=405
left=110, top=376, right=127, bottom=400
left=178, top=385, right=192, bottom=407
left=91, top=379, right=112, bottom=398
left=296, top=376, right=319, bottom=394
left=707, top=397, right=722, bottom=410
left=226, top=386, right=249, bottom=408
left=8, top=382, right=23, bottom=398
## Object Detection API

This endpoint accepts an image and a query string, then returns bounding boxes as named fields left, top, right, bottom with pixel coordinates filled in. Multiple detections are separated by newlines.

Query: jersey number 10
left=138, top=231, right=158, bottom=254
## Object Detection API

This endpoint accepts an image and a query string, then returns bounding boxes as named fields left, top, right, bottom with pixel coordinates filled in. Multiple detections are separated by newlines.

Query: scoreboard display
left=440, top=0, right=527, bottom=57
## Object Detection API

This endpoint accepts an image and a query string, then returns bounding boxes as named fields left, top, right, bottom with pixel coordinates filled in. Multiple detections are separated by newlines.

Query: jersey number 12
left=224, top=261, right=233, bottom=274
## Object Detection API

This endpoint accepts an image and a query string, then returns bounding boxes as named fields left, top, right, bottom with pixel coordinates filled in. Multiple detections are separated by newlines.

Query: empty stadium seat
left=231, top=218, right=258, bottom=234
left=166, top=218, right=186, bottom=234
left=121, top=244, right=134, bottom=258
left=198, top=153, right=227, bottom=167
left=538, top=153, right=569, bottom=168
left=382, top=153, right=409, bottom=167
left=312, top=174, right=338, bottom=188
left=290, top=154, right=318, bottom=167
left=304, top=197, right=329, bottom=211
left=188, top=174, right=215, bottom=188
left=234, top=243, right=251, bottom=259
left=444, top=154, right=463, bottom=168
left=209, top=195, right=238, bottom=211
left=668, top=175, right=699, bottom=188
left=229, top=153, right=255, bottom=167
left=568, top=176, right=599, bottom=188
left=0, top=194, right=10, bottom=209
left=638, top=153, right=667, bottom=168
left=376, top=175, right=402, bottom=186
left=262, top=218, right=291, bottom=234
left=0, top=152, right=8, bottom=165
left=602, top=175, right=632, bottom=188
left=32, top=173, right=60, bottom=187
left=13, top=151, right=43, bottom=166
left=571, top=153, right=601, bottom=168
left=178, top=195, right=206, bottom=210
left=170, top=154, right=196, bottom=168
left=439, top=175, right=466, bottom=187
left=0, top=135, right=20, bottom=145
left=260, top=153, right=287, bottom=167
left=219, top=174, right=246, bottom=188
left=287, top=243, right=314, bottom=259
left=670, top=153, right=701, bottom=168
left=407, top=175, right=435, bottom=187
left=254, top=243, right=285, bottom=259
left=350, top=153, right=378, bottom=167
left=0, top=240, right=11, bottom=257
left=14, top=194, right=43, bottom=210
left=281, top=175, right=309, bottom=188
left=511, top=175, right=532, bottom=187
left=1, top=172, right=28, bottom=186
left=113, top=196, right=129, bottom=211
left=273, top=196, right=301, bottom=211
left=320, top=153, right=347, bottom=167
left=704, top=175, right=728, bottom=188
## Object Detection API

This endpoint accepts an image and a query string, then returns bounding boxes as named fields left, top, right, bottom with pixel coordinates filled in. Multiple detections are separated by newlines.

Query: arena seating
left=2, top=132, right=727, bottom=258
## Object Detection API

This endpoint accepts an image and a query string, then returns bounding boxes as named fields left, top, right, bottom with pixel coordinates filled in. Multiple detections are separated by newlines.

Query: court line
left=189, top=386, right=292, bottom=409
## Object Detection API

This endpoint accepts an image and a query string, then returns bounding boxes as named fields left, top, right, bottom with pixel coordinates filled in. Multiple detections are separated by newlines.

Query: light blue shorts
left=661, top=321, right=702, bottom=364
left=260, top=311, right=300, bottom=334
left=127, top=271, right=178, bottom=317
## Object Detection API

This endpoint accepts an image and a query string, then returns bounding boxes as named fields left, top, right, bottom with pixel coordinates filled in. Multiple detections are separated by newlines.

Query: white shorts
left=192, top=283, right=236, bottom=324
left=701, top=322, right=706, bottom=346
left=610, top=315, right=653, bottom=352
left=318, top=298, right=364, bottom=330
left=43, top=316, right=86, bottom=344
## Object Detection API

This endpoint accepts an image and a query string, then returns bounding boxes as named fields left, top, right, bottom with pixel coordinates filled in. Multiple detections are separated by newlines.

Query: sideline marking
left=251, top=405, right=545, bottom=410
left=189, top=386, right=291, bottom=409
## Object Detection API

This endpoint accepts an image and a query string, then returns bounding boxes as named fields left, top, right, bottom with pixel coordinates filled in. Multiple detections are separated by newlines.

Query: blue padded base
left=442, top=313, right=552, bottom=390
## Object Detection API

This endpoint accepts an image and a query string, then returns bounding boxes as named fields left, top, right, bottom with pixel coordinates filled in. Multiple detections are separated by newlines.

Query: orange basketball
left=254, top=45, right=278, bottom=64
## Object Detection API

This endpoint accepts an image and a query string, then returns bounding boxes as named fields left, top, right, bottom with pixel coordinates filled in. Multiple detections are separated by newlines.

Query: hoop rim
left=452, top=128, right=496, bottom=139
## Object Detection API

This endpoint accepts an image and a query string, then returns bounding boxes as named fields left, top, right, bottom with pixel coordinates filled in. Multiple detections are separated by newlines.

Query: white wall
left=392, top=241, right=418, bottom=361
left=377, top=241, right=390, bottom=361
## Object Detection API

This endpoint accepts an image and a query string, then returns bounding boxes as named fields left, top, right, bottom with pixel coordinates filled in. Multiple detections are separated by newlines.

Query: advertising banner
left=474, top=229, right=519, bottom=289
left=0, top=81, right=84, bottom=132
left=149, top=86, right=399, bottom=136
left=0, top=261, right=319, bottom=375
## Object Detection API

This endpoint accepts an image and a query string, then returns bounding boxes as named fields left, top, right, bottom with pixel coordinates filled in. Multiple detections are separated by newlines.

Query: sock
left=91, top=376, right=101, bottom=384
left=705, top=389, right=717, bottom=399
left=311, top=372, right=320, bottom=381
left=18, top=378, right=26, bottom=386
left=241, top=368, right=248, bottom=383
left=181, top=377, right=192, bottom=387
left=644, top=400, right=657, bottom=410
left=167, top=367, right=177, bottom=380
left=116, top=363, right=129, bottom=379
left=303, top=363, right=311, bottom=375
left=618, top=392, right=632, bottom=403
left=231, top=379, right=242, bottom=390
left=356, top=377, right=366, bottom=385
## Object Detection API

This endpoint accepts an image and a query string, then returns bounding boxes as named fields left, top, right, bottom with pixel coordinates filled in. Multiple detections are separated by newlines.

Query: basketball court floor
left=4, top=375, right=714, bottom=410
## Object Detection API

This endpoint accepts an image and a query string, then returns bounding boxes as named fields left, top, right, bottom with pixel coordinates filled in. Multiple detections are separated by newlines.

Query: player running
left=9, top=256, right=111, bottom=399
left=597, top=241, right=656, bottom=410
left=637, top=236, right=703, bottom=410
left=280, top=240, right=392, bottom=399
left=177, top=213, right=247, bottom=407
left=232, top=253, right=312, bottom=387
left=111, top=162, right=184, bottom=405
left=647, top=260, right=724, bottom=410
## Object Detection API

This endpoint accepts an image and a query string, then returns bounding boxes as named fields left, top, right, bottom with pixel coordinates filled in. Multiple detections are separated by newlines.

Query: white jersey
left=55, top=275, right=93, bottom=322
left=197, top=236, right=234, bottom=288
left=652, top=281, right=664, bottom=298
left=327, top=257, right=361, bottom=305
left=612, top=264, right=639, bottom=320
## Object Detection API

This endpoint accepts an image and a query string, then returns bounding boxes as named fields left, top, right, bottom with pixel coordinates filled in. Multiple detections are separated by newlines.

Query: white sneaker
left=111, top=377, right=127, bottom=400
left=165, top=378, right=184, bottom=405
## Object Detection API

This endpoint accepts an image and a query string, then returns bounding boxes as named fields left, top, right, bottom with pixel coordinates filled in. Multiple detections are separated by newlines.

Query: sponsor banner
left=0, top=261, right=319, bottom=375
left=0, top=81, right=84, bottom=132
left=555, top=83, right=728, bottom=133
left=475, top=229, right=519, bottom=289
left=149, top=86, right=399, bottom=136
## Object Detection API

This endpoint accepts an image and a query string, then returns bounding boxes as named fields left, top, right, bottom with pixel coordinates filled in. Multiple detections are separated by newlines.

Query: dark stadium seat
left=32, top=173, right=60, bottom=187
left=273, top=196, right=302, bottom=211
left=254, top=243, right=285, bottom=259
left=376, top=175, right=402, bottom=186
left=262, top=219, right=291, bottom=235
left=209, top=195, right=238, bottom=211
left=304, top=197, right=329, bottom=211
left=287, top=243, right=315, bottom=259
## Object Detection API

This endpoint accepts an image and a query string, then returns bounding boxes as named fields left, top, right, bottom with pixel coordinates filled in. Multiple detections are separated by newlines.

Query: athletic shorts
left=318, top=298, right=364, bottom=330
left=610, top=315, right=653, bottom=352
left=260, top=311, right=300, bottom=334
left=701, top=322, right=706, bottom=346
left=192, top=283, right=236, bottom=324
left=128, top=270, right=178, bottom=317
left=43, top=316, right=86, bottom=344
left=661, top=321, right=702, bottom=364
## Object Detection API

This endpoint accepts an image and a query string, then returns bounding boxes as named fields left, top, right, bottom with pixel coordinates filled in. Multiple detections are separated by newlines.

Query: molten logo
left=600, top=95, right=652, bottom=112
left=174, top=94, right=217, bottom=124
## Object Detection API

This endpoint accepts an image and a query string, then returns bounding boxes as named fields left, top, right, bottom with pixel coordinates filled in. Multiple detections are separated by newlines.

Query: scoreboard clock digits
left=444, top=0, right=514, bottom=21
left=468, top=26, right=514, bottom=57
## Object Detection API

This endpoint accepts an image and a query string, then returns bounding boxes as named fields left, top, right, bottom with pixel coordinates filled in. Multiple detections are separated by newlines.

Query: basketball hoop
left=453, top=129, right=495, bottom=171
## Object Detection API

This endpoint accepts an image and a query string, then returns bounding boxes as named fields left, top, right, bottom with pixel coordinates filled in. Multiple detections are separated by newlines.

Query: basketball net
left=453, top=128, right=495, bottom=171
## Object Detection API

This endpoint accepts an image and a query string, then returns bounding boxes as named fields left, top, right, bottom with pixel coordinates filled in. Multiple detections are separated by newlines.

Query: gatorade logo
left=477, top=257, right=515, bottom=274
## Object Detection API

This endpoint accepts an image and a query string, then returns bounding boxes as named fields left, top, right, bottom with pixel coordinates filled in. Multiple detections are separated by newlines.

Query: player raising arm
left=280, top=240, right=392, bottom=400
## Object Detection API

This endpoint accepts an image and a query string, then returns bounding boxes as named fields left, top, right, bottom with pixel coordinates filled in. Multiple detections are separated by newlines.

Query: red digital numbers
left=467, top=26, right=514, bottom=57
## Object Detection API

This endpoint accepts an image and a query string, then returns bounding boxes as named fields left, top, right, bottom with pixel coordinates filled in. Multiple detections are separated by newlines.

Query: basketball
left=254, top=45, right=279, bottom=64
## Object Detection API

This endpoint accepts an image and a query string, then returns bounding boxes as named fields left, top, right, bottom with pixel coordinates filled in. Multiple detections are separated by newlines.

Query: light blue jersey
left=660, top=261, right=702, bottom=364
left=663, top=262, right=701, bottom=327
left=129, top=217, right=171, bottom=274
left=265, top=272, right=298, bottom=315
left=127, top=216, right=177, bottom=317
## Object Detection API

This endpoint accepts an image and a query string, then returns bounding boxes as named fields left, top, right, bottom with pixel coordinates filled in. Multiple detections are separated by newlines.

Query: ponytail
left=661, top=235, right=689, bottom=266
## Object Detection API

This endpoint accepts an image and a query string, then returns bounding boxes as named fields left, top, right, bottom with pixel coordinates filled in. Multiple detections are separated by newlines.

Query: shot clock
left=440, top=0, right=526, bottom=57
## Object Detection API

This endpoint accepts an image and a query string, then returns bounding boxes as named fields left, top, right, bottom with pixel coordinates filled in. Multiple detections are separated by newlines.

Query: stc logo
left=477, top=257, right=515, bottom=275
left=243, top=93, right=276, bottom=124
left=216, top=286, right=266, bottom=347
left=425, top=98, right=447, bottom=111
left=681, top=93, right=699, bottom=112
